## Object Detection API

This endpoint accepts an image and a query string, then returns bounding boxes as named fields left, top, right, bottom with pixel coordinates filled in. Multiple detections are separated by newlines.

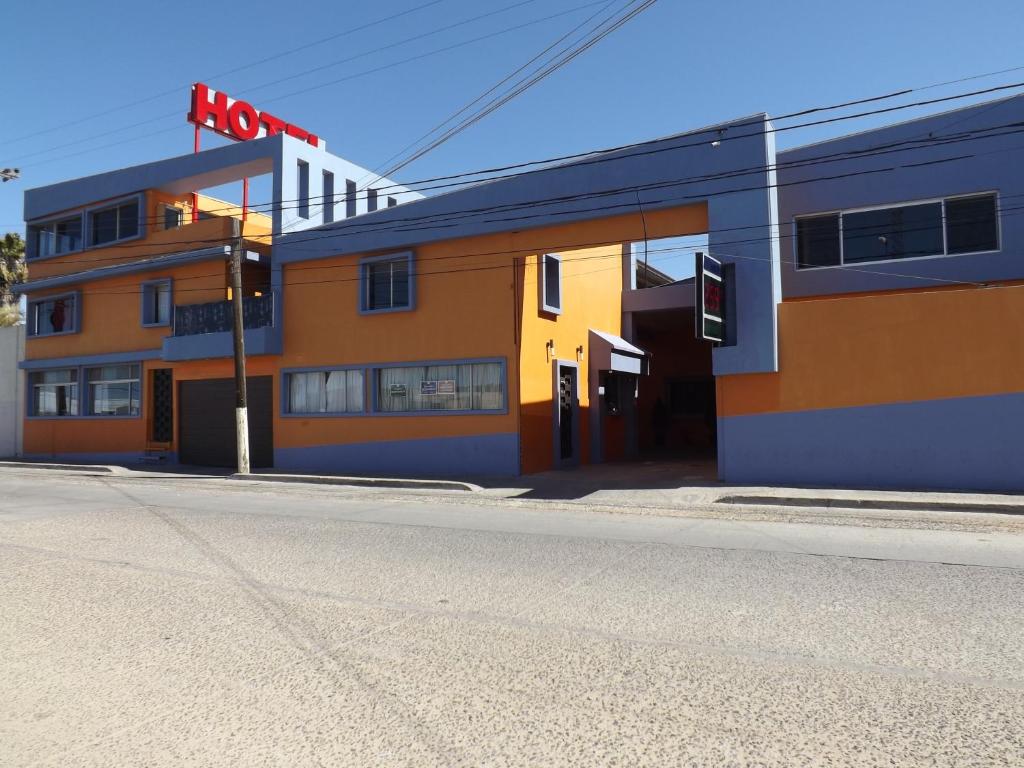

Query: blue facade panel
left=718, top=392, right=1024, bottom=492
left=275, top=432, right=520, bottom=478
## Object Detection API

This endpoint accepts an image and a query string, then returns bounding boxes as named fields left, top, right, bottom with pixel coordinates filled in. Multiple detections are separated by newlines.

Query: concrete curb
left=717, top=494, right=1024, bottom=516
left=231, top=472, right=478, bottom=492
left=0, top=460, right=117, bottom=474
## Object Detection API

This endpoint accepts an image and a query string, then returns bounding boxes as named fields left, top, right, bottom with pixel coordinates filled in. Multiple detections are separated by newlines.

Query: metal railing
left=172, top=293, right=273, bottom=337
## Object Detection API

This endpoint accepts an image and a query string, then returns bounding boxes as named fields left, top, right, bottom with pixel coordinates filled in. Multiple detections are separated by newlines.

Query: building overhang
left=589, top=329, right=649, bottom=375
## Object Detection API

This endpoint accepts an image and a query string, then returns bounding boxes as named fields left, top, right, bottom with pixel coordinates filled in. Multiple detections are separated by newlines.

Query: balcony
left=162, top=293, right=280, bottom=361
left=173, top=294, right=273, bottom=336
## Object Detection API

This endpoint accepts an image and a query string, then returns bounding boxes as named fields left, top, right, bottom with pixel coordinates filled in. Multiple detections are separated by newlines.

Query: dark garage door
left=179, top=376, right=274, bottom=468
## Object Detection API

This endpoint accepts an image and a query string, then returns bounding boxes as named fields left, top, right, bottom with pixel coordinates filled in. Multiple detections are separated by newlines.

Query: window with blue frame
left=142, top=280, right=172, bottom=327
left=286, top=369, right=364, bottom=414
left=28, top=294, right=77, bottom=336
left=30, top=215, right=83, bottom=259
left=375, top=362, right=504, bottom=413
left=30, top=369, right=78, bottom=416
left=90, top=200, right=139, bottom=246
left=86, top=365, right=140, bottom=416
left=361, top=253, right=412, bottom=312
left=541, top=253, right=562, bottom=314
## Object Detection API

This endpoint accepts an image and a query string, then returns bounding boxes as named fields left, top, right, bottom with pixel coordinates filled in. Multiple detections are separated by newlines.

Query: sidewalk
left=3, top=458, right=1023, bottom=517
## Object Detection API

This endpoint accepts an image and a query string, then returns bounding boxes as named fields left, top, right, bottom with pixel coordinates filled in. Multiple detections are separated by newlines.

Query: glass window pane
left=34, top=296, right=74, bottom=335
left=55, top=217, right=82, bottom=253
left=544, top=255, right=561, bottom=309
left=164, top=207, right=182, bottom=230
left=375, top=362, right=501, bottom=412
left=795, top=215, right=840, bottom=268
left=118, top=202, right=139, bottom=239
left=156, top=283, right=171, bottom=324
left=90, top=381, right=139, bottom=416
left=91, top=208, right=118, bottom=245
left=842, top=203, right=943, bottom=264
left=946, top=195, right=998, bottom=255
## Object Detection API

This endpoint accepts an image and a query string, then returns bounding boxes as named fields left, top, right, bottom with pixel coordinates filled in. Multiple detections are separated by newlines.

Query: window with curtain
left=87, top=364, right=140, bottom=416
left=287, top=369, right=364, bottom=414
left=375, top=362, right=503, bottom=413
left=31, top=369, right=78, bottom=416
left=29, top=294, right=77, bottom=336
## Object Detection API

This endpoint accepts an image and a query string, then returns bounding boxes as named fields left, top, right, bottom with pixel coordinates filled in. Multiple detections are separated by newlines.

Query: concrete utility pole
left=229, top=217, right=251, bottom=475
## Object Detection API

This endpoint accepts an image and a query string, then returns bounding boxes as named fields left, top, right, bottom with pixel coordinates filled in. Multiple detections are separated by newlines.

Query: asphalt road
left=2, top=470, right=1023, bottom=767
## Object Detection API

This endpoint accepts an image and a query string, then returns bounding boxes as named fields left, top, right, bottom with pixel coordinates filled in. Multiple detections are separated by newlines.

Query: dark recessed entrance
left=178, top=376, right=274, bottom=468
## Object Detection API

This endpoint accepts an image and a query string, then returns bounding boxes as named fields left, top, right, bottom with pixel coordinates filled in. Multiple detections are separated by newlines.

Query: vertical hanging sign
left=695, top=251, right=725, bottom=343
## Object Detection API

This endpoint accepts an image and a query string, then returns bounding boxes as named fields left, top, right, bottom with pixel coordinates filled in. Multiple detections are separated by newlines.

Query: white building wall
left=0, top=324, right=26, bottom=457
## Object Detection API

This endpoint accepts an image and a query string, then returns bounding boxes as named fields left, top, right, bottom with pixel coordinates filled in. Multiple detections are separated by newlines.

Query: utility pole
left=229, top=217, right=251, bottom=474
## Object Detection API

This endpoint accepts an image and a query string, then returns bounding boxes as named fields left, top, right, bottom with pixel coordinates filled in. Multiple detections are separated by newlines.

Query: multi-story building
left=16, top=93, right=1024, bottom=490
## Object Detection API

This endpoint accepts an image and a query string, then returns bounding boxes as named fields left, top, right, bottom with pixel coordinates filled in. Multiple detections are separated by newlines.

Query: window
left=163, top=205, right=183, bottom=230
left=842, top=203, right=943, bottom=264
left=28, top=294, right=77, bottom=336
left=31, top=369, right=78, bottom=417
left=376, top=361, right=504, bottom=413
left=346, top=179, right=357, bottom=218
left=286, top=369, right=364, bottom=414
left=142, top=280, right=172, bottom=327
left=946, top=194, right=998, bottom=255
left=796, top=193, right=1000, bottom=269
left=541, top=253, right=562, bottom=314
left=367, top=188, right=378, bottom=212
left=297, top=160, right=310, bottom=219
left=387, top=197, right=398, bottom=208
left=795, top=214, right=841, bottom=268
left=90, top=200, right=139, bottom=246
left=323, top=171, right=335, bottom=224
left=361, top=253, right=412, bottom=312
left=31, top=215, right=83, bottom=258
left=87, top=364, right=140, bottom=416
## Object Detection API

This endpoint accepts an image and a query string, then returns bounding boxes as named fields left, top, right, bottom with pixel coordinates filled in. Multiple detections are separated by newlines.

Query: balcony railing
left=172, top=293, right=274, bottom=337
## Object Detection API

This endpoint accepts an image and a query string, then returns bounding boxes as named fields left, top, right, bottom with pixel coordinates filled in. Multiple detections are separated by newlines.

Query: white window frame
left=29, top=368, right=79, bottom=417
left=793, top=191, right=1001, bottom=271
left=284, top=368, right=366, bottom=416
left=86, top=364, right=142, bottom=417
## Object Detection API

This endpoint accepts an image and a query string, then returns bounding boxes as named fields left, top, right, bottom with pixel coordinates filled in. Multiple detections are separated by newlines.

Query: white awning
left=589, top=329, right=649, bottom=375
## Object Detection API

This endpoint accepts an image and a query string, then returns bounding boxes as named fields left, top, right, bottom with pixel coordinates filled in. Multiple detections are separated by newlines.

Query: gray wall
left=777, top=94, right=1024, bottom=298
left=0, top=324, right=26, bottom=458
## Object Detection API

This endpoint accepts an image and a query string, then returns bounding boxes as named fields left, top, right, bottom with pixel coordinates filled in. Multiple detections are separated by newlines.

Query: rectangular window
left=541, top=253, right=562, bottom=314
left=361, top=254, right=412, bottom=312
left=842, top=202, right=943, bottom=264
left=322, top=171, right=335, bottom=224
left=163, top=205, right=183, bottom=230
left=376, top=362, right=504, bottom=413
left=32, top=215, right=83, bottom=258
left=31, top=369, right=78, bottom=417
left=142, top=281, right=172, bottom=326
left=387, top=197, right=397, bottom=208
left=795, top=214, right=840, bottom=268
left=297, top=160, right=310, bottom=219
left=90, top=200, right=139, bottom=246
left=367, top=188, right=378, bottom=212
left=87, top=364, right=140, bottom=417
left=796, top=193, right=1001, bottom=269
left=946, top=194, right=998, bottom=255
left=286, top=369, right=364, bottom=414
left=29, top=294, right=76, bottom=336
left=345, top=179, right=357, bottom=218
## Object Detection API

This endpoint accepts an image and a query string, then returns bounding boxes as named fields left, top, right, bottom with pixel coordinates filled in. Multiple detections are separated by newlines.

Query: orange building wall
left=718, top=282, right=1024, bottom=418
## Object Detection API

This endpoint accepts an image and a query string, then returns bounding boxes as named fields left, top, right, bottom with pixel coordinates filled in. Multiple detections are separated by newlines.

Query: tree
left=0, top=233, right=26, bottom=326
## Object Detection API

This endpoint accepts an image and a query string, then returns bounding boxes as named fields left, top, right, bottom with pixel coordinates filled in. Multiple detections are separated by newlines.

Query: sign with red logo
left=187, top=82, right=323, bottom=149
left=695, top=251, right=726, bottom=343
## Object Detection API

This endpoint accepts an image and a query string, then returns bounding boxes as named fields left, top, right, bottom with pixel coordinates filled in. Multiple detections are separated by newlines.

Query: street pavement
left=1, top=468, right=1023, bottom=767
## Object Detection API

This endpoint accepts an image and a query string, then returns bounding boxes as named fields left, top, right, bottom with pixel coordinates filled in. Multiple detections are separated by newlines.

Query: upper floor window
left=345, top=179, right=357, bottom=218
left=360, top=253, right=413, bottom=313
left=90, top=200, right=139, bottom=246
left=28, top=293, right=77, bottom=336
left=30, top=369, right=78, bottom=417
left=286, top=369, right=364, bottom=414
left=297, top=160, right=310, bottom=219
left=31, top=215, right=83, bottom=258
left=163, top=205, right=183, bottom=230
left=322, top=171, right=335, bottom=224
left=142, top=280, right=172, bottom=327
left=86, top=364, right=140, bottom=417
left=541, top=253, right=562, bottom=314
left=796, top=193, right=999, bottom=269
left=367, top=188, right=378, bottom=212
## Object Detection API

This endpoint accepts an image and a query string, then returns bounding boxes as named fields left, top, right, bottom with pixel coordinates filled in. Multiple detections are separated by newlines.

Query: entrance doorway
left=554, top=362, right=579, bottom=467
left=178, top=376, right=274, bottom=468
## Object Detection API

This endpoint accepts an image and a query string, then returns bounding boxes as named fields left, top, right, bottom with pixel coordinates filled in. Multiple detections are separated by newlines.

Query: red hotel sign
left=187, top=82, right=322, bottom=148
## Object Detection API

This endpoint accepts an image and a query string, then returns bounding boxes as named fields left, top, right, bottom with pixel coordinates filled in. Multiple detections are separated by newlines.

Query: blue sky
left=3, top=0, right=1023, bottom=270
